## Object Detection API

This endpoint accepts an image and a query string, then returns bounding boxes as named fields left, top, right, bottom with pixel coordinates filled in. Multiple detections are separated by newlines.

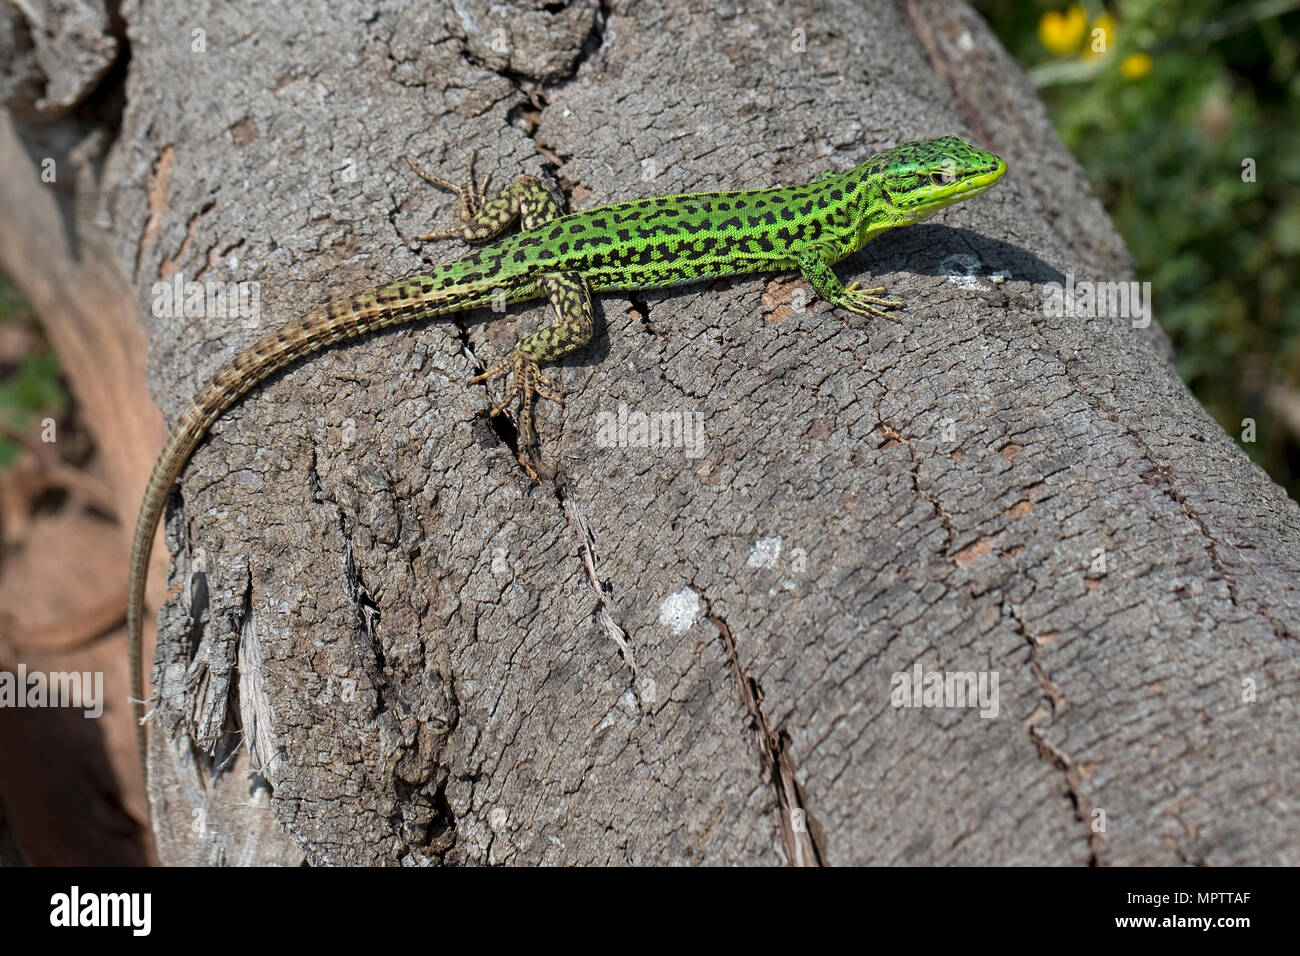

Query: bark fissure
left=555, top=475, right=639, bottom=677
left=706, top=607, right=825, bottom=867
left=1055, top=349, right=1293, bottom=644
left=878, top=421, right=957, bottom=554
left=1006, top=599, right=1104, bottom=866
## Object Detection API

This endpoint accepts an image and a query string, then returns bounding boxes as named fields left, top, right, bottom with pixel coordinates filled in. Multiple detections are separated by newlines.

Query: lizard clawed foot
left=469, top=350, right=562, bottom=476
left=842, top=281, right=903, bottom=320
left=407, top=151, right=493, bottom=241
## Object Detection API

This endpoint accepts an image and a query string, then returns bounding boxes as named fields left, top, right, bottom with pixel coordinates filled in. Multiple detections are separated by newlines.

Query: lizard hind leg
left=469, top=270, right=594, bottom=470
left=408, top=153, right=565, bottom=243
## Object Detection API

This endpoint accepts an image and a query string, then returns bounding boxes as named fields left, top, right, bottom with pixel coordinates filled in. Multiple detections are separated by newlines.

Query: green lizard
left=127, top=134, right=1006, bottom=806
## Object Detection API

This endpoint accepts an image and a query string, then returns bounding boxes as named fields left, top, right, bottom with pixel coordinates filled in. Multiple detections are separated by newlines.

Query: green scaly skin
left=127, top=135, right=1005, bottom=818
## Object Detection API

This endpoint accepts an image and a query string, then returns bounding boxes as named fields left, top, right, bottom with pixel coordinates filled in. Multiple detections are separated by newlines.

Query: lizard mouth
left=957, top=156, right=1008, bottom=197
left=909, top=156, right=1007, bottom=219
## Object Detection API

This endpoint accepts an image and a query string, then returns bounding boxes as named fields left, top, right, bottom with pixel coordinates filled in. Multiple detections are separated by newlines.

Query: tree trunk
left=3, top=0, right=1298, bottom=865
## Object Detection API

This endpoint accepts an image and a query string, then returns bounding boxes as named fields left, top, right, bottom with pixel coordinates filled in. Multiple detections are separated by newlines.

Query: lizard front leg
left=407, top=152, right=564, bottom=241
left=798, top=245, right=902, bottom=318
left=470, top=271, right=594, bottom=475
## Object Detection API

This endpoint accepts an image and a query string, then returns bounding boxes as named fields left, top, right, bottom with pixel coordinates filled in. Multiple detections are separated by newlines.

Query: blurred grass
left=0, top=273, right=65, bottom=468
left=972, top=0, right=1300, bottom=498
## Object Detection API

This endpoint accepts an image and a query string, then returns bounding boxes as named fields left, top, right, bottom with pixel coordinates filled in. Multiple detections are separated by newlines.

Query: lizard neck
left=848, top=172, right=913, bottom=252
left=803, top=171, right=909, bottom=265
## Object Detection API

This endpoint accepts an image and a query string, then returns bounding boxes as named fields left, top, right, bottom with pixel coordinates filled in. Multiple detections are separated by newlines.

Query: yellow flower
left=1038, top=4, right=1088, bottom=56
left=1122, top=52, right=1152, bottom=78
left=1085, top=13, right=1116, bottom=58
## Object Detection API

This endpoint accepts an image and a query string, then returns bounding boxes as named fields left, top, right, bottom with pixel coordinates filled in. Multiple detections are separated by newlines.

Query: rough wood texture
left=0, top=0, right=120, bottom=118
left=7, top=0, right=1299, bottom=864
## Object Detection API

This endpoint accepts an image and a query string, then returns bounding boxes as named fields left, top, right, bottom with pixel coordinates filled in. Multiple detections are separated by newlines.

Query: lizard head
left=863, top=136, right=1006, bottom=225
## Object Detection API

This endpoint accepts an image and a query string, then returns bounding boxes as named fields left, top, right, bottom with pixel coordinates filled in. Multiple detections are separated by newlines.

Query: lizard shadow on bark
left=846, top=225, right=1064, bottom=288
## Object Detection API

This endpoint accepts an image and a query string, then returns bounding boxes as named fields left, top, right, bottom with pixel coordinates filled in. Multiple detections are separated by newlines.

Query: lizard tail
left=125, top=311, right=386, bottom=788
left=126, top=401, right=210, bottom=780
left=126, top=276, right=498, bottom=810
left=125, top=306, right=376, bottom=799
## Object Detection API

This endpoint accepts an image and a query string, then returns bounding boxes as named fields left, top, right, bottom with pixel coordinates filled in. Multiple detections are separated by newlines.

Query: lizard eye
left=929, top=172, right=948, bottom=186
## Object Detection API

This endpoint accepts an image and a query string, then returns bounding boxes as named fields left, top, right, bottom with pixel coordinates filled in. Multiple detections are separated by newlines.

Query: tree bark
left=3, top=0, right=1298, bottom=865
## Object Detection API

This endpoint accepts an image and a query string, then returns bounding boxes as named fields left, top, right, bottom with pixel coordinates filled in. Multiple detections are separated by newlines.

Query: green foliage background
left=973, top=0, right=1300, bottom=498
left=0, top=276, right=64, bottom=468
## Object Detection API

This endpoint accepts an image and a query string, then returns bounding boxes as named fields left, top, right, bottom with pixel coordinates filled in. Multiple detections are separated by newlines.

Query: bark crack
left=1006, top=598, right=1104, bottom=866
left=307, top=448, right=392, bottom=721
left=1053, top=347, right=1293, bottom=644
left=553, top=474, right=639, bottom=678
left=1149, top=462, right=1291, bottom=642
left=704, top=603, right=825, bottom=866
left=878, top=420, right=957, bottom=553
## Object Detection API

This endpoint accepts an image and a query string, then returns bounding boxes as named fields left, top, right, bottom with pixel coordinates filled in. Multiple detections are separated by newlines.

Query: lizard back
left=485, top=176, right=864, bottom=292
